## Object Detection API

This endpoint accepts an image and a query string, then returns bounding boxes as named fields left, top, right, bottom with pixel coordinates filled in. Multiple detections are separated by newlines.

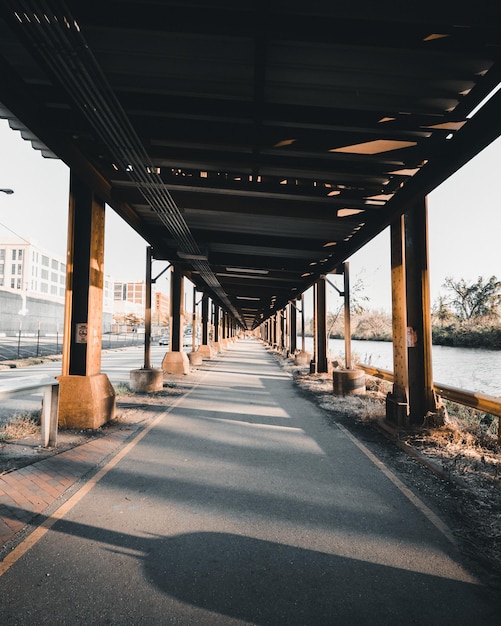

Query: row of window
left=0, top=248, right=24, bottom=261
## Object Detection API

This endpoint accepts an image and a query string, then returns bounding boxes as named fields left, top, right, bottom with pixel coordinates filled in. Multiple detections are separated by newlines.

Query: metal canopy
left=1, top=2, right=501, bottom=329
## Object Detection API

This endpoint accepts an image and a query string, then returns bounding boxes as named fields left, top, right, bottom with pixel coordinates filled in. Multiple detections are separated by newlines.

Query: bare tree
left=442, top=275, right=501, bottom=321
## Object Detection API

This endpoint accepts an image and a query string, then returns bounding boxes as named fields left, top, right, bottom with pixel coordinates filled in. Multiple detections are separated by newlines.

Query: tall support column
left=289, top=301, right=297, bottom=355
left=212, top=303, right=221, bottom=352
left=162, top=265, right=189, bottom=374
left=220, top=311, right=228, bottom=349
left=301, top=294, right=306, bottom=354
left=130, top=246, right=163, bottom=392
left=202, top=294, right=209, bottom=345
left=387, top=215, right=410, bottom=425
left=282, top=307, right=288, bottom=354
left=276, top=310, right=283, bottom=351
left=343, top=262, right=352, bottom=370
left=405, top=197, right=439, bottom=424
left=58, top=173, right=115, bottom=428
left=197, top=293, right=213, bottom=359
left=315, top=276, right=328, bottom=373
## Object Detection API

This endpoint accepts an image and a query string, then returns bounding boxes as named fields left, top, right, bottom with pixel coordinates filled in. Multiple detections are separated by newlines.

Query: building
left=112, top=281, right=170, bottom=329
left=0, top=236, right=113, bottom=333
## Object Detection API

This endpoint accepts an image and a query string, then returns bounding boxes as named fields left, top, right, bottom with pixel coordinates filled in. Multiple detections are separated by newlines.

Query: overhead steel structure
left=1, top=2, right=501, bottom=330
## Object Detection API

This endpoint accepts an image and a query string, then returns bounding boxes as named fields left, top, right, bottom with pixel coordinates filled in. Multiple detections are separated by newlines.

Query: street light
left=0, top=188, right=14, bottom=194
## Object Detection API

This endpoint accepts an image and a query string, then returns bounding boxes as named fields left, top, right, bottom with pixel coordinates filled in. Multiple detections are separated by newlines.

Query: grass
left=0, top=411, right=40, bottom=442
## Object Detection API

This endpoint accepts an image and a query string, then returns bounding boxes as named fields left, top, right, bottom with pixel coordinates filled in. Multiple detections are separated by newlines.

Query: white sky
left=1, top=118, right=500, bottom=312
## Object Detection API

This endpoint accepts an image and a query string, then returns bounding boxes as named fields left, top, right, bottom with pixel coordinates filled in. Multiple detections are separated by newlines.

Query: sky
left=1, top=118, right=500, bottom=312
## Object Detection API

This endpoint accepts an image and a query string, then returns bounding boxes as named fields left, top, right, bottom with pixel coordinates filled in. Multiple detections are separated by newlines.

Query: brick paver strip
left=0, top=426, right=139, bottom=550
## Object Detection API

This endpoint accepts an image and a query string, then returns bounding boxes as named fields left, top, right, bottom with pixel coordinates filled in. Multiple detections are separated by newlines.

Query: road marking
left=0, top=368, right=210, bottom=577
left=335, top=420, right=459, bottom=546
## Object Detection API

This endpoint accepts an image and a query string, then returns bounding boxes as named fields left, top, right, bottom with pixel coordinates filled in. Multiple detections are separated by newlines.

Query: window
left=0, top=249, right=5, bottom=260
left=51, top=259, right=58, bottom=269
left=12, top=249, right=17, bottom=260
left=41, top=269, right=49, bottom=280
left=60, top=275, right=66, bottom=285
left=41, top=255, right=49, bottom=266
left=51, top=285, right=58, bottom=295
left=17, top=264, right=22, bottom=275
left=51, top=272, right=58, bottom=283
left=40, top=282, right=48, bottom=293
left=114, top=283, right=124, bottom=300
left=18, top=249, right=23, bottom=260
left=0, top=263, right=3, bottom=275
left=60, top=262, right=66, bottom=272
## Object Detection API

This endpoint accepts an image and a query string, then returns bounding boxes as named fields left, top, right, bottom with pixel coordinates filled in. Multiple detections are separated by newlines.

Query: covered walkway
left=0, top=340, right=499, bottom=625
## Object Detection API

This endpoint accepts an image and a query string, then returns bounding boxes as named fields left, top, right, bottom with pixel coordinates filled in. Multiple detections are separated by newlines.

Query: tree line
left=320, top=275, right=501, bottom=350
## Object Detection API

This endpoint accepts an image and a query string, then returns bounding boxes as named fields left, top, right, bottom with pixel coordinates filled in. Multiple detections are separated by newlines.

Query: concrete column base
left=188, top=351, right=204, bottom=366
left=333, top=369, right=366, bottom=396
left=211, top=341, right=221, bottom=353
left=294, top=351, right=311, bottom=366
left=219, top=339, right=229, bottom=350
left=130, top=368, right=164, bottom=392
left=162, top=351, right=190, bottom=375
left=57, top=374, right=116, bottom=429
left=197, top=344, right=213, bottom=359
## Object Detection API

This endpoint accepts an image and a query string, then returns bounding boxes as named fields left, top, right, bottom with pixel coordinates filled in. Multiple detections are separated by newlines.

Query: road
left=0, top=333, right=145, bottom=362
left=0, top=344, right=170, bottom=423
left=0, top=340, right=500, bottom=624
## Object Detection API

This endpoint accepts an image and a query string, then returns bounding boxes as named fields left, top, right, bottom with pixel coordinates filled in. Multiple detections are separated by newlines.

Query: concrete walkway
left=0, top=339, right=499, bottom=625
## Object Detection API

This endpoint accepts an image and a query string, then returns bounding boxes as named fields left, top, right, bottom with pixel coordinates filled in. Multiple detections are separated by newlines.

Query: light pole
left=0, top=188, right=14, bottom=194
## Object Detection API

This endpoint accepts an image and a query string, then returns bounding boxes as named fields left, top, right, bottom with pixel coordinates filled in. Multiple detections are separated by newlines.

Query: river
left=302, top=337, right=501, bottom=397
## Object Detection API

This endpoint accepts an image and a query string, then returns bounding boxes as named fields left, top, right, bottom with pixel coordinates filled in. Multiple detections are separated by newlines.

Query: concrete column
left=405, top=197, right=439, bottom=424
left=58, top=173, right=115, bottom=428
left=387, top=215, right=410, bottom=425
left=315, top=276, right=328, bottom=373
left=162, top=265, right=189, bottom=374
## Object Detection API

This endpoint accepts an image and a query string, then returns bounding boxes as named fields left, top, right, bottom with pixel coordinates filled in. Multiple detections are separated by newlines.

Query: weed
left=0, top=411, right=40, bottom=442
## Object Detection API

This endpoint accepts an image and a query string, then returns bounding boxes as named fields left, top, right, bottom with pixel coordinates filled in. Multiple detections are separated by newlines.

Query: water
left=303, top=337, right=501, bottom=397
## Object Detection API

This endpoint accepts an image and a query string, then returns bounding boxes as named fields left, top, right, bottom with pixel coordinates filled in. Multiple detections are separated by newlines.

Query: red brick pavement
left=0, top=427, right=138, bottom=549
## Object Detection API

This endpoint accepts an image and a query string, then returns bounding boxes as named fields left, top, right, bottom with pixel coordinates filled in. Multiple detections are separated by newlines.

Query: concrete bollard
left=188, top=351, right=204, bottom=366
left=333, top=369, right=366, bottom=396
left=130, top=368, right=164, bottom=392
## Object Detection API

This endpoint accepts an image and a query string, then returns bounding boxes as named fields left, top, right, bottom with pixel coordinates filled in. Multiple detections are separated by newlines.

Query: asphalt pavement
left=0, top=339, right=500, bottom=625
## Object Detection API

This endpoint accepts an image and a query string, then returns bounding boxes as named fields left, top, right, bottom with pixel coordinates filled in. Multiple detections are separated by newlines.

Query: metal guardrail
left=358, top=363, right=501, bottom=419
left=0, top=375, right=58, bottom=447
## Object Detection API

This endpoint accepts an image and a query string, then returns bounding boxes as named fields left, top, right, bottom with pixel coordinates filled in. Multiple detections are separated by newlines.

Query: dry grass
left=279, top=351, right=501, bottom=487
left=0, top=411, right=40, bottom=442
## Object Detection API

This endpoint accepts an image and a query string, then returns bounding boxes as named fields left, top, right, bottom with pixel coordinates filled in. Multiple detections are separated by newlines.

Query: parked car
left=158, top=334, right=170, bottom=345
